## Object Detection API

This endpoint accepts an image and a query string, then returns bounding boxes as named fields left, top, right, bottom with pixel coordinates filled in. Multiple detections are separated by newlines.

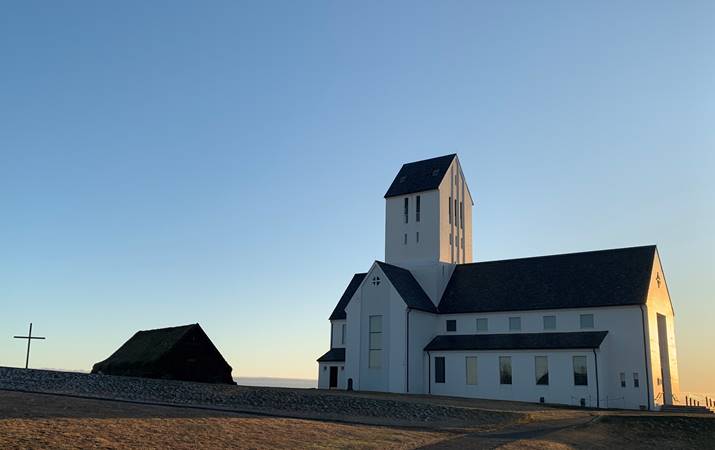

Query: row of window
left=434, top=355, right=589, bottom=386
left=403, top=232, right=420, bottom=245
left=403, top=196, right=421, bottom=223
left=447, top=196, right=464, bottom=229
left=448, top=233, right=465, bottom=249
left=445, top=314, right=595, bottom=333
left=621, top=372, right=640, bottom=388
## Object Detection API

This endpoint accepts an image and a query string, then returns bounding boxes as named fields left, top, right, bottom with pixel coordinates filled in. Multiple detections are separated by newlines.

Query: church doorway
left=657, top=314, right=673, bottom=405
left=329, top=366, right=338, bottom=388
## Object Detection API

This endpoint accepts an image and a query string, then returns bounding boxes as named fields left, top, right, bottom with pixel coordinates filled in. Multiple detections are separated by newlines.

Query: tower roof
left=384, top=154, right=456, bottom=198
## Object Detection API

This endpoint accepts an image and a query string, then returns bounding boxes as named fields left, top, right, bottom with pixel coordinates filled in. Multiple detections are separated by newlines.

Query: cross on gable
left=656, top=272, right=661, bottom=288
left=371, top=275, right=381, bottom=286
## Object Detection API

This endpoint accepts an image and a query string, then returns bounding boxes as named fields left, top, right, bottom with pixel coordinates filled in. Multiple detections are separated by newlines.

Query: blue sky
left=1, top=1, right=713, bottom=390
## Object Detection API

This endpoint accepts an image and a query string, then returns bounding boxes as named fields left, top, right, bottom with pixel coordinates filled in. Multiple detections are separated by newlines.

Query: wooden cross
left=13, top=323, right=45, bottom=369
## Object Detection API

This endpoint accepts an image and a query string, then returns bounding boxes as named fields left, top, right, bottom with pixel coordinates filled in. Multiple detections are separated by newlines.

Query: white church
left=317, top=154, right=681, bottom=411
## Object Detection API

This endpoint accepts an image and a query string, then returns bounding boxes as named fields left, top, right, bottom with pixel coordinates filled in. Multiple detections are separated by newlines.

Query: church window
left=466, top=357, right=477, bottom=385
left=499, top=356, right=512, bottom=385
left=404, top=233, right=407, bottom=245
left=476, top=318, right=488, bottom=331
left=535, top=356, right=549, bottom=385
left=371, top=276, right=380, bottom=286
left=416, top=232, right=419, bottom=243
left=368, top=315, right=382, bottom=368
left=633, top=372, right=640, bottom=388
left=446, top=320, right=457, bottom=332
left=449, top=233, right=453, bottom=245
left=543, top=315, right=556, bottom=330
left=573, top=356, right=588, bottom=385
left=435, top=357, right=445, bottom=383
left=404, top=197, right=409, bottom=223
left=448, top=197, right=452, bottom=224
left=460, top=202, right=464, bottom=229
left=454, top=199, right=458, bottom=226
left=416, top=195, right=421, bottom=222
left=341, top=323, right=346, bottom=345
left=509, top=317, right=521, bottom=331
left=620, top=372, right=626, bottom=388
left=580, top=314, right=594, bottom=329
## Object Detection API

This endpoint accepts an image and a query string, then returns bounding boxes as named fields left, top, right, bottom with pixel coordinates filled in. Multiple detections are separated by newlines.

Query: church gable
left=645, top=249, right=675, bottom=315
left=375, top=262, right=438, bottom=313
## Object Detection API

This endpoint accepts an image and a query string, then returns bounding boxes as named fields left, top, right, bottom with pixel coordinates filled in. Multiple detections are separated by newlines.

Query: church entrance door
left=329, top=367, right=338, bottom=388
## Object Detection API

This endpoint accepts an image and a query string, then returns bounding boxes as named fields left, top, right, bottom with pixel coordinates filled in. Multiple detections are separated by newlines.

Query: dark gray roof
left=384, top=154, right=456, bottom=198
left=376, top=261, right=438, bottom=313
left=329, top=273, right=367, bottom=320
left=424, top=331, right=609, bottom=352
left=317, top=347, right=346, bottom=362
left=439, top=245, right=657, bottom=313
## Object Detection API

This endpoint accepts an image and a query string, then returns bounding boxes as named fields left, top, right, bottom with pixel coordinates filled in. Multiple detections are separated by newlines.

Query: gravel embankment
left=0, top=367, right=520, bottom=429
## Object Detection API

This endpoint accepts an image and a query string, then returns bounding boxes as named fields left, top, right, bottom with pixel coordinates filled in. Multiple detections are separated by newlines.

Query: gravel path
left=0, top=367, right=520, bottom=429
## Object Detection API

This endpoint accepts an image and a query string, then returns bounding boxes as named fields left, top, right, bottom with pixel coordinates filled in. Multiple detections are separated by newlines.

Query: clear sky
left=1, top=1, right=713, bottom=391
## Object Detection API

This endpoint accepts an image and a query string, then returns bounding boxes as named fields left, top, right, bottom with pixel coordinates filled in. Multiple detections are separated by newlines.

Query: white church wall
left=330, top=320, right=346, bottom=348
left=408, top=309, right=439, bottom=394
left=645, top=251, right=681, bottom=408
left=385, top=190, right=441, bottom=266
left=427, top=350, right=599, bottom=407
left=387, top=286, right=408, bottom=393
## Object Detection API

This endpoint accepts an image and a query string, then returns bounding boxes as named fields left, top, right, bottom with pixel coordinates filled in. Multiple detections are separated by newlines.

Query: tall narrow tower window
left=448, top=197, right=452, bottom=224
left=416, top=195, right=421, bottom=222
left=404, top=233, right=407, bottom=245
left=404, top=197, right=409, bottom=223
left=454, top=199, right=458, bottom=226
left=460, top=202, right=464, bottom=229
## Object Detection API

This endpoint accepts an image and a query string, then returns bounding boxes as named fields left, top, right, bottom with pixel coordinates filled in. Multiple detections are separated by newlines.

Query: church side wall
left=435, top=305, right=649, bottom=410
left=427, top=349, right=599, bottom=407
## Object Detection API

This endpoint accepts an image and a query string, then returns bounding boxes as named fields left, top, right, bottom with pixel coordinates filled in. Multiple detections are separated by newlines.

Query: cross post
left=13, top=323, right=46, bottom=369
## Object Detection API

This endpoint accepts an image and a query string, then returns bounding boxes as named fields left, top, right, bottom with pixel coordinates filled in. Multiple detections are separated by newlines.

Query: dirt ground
left=0, top=391, right=447, bottom=449
left=1, top=390, right=714, bottom=449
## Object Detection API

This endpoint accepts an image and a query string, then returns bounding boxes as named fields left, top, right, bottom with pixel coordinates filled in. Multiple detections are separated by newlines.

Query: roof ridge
left=455, top=244, right=657, bottom=267
left=401, top=153, right=456, bottom=166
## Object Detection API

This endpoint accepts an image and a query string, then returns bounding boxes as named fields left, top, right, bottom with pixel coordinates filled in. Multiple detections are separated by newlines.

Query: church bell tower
left=383, top=154, right=474, bottom=268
